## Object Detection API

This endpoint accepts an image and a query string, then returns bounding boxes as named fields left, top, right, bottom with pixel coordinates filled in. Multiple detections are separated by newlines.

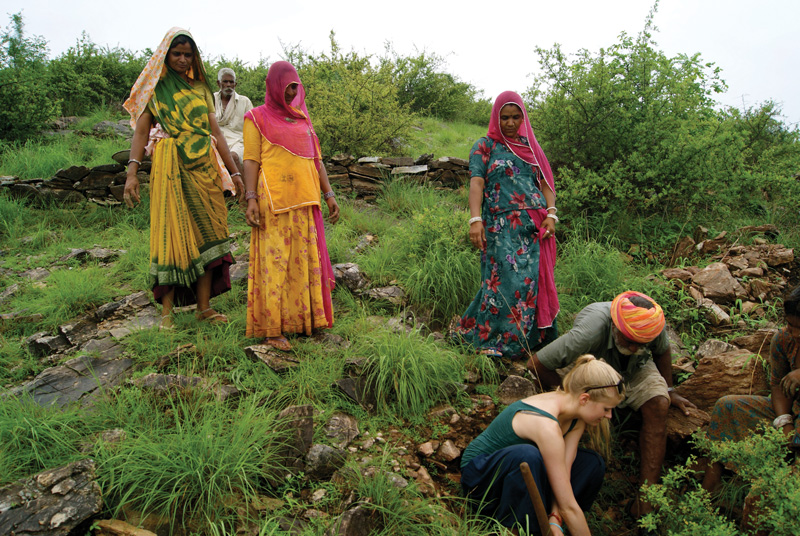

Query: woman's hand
left=231, top=175, right=245, bottom=202
left=469, top=221, right=486, bottom=250
left=541, top=216, right=556, bottom=240
left=326, top=196, right=340, bottom=224
left=781, top=370, right=800, bottom=399
left=123, top=174, right=140, bottom=208
left=245, top=198, right=261, bottom=228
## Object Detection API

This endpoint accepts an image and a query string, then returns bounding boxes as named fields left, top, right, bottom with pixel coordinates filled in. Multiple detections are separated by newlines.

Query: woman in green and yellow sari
left=123, top=28, right=244, bottom=329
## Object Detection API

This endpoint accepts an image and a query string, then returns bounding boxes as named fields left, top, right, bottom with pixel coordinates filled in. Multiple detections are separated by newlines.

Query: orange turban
left=610, top=291, right=665, bottom=344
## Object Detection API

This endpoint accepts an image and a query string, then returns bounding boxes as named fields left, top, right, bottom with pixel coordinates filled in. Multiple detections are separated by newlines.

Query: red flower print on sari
left=485, top=271, right=501, bottom=293
left=460, top=316, right=476, bottom=331
left=525, top=290, right=537, bottom=309
left=478, top=320, right=492, bottom=341
left=506, top=305, right=523, bottom=326
left=507, top=211, right=522, bottom=230
left=473, top=140, right=492, bottom=165
left=510, top=192, right=527, bottom=209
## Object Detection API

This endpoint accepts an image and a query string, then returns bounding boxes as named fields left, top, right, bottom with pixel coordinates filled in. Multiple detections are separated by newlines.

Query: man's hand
left=780, top=370, right=800, bottom=399
left=669, top=391, right=696, bottom=416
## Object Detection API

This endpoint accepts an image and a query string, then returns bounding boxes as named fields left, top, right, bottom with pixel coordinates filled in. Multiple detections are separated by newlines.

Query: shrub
left=285, top=33, right=416, bottom=156
left=0, top=13, right=58, bottom=140
left=47, top=32, right=147, bottom=116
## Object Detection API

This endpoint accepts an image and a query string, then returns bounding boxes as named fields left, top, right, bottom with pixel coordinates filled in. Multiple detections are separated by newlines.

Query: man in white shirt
left=214, top=68, right=253, bottom=171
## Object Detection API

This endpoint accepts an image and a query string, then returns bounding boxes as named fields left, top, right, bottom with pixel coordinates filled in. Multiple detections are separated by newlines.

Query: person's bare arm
left=468, top=176, right=486, bottom=250
left=123, top=111, right=152, bottom=207
left=318, top=163, right=339, bottom=224
left=541, top=179, right=556, bottom=237
left=654, top=348, right=695, bottom=415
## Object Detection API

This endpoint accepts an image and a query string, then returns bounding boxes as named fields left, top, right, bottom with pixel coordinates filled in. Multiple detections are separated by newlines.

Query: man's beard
left=221, top=88, right=234, bottom=97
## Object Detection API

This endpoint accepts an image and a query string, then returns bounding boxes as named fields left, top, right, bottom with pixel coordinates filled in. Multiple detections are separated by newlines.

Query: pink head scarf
left=487, top=91, right=554, bottom=194
left=244, top=61, right=320, bottom=167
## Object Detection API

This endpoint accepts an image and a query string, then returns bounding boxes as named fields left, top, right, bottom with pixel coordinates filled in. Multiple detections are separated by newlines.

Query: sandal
left=479, top=348, right=502, bottom=358
left=266, top=336, right=292, bottom=352
left=196, top=308, right=228, bottom=324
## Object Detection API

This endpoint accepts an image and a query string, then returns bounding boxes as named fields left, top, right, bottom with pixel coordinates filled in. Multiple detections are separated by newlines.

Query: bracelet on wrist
left=667, top=386, right=675, bottom=393
left=323, top=190, right=336, bottom=200
left=546, top=206, right=557, bottom=214
left=773, top=413, right=793, bottom=429
left=230, top=172, right=242, bottom=178
left=468, top=216, right=483, bottom=225
left=545, top=213, right=559, bottom=223
left=245, top=190, right=258, bottom=200
left=549, top=522, right=563, bottom=532
left=128, top=158, right=142, bottom=166
left=549, top=512, right=563, bottom=525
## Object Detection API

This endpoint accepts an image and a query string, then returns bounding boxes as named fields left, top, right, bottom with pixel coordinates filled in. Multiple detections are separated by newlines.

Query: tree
left=0, top=13, right=57, bottom=140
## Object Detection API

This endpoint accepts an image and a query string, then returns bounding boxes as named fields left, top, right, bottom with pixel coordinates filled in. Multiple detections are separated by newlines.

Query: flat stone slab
left=7, top=355, right=135, bottom=407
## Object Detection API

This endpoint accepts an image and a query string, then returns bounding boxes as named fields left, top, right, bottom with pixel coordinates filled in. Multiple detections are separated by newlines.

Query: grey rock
left=323, top=412, right=360, bottom=448
left=75, top=171, right=116, bottom=191
left=27, top=332, right=71, bottom=357
left=380, top=157, right=414, bottom=167
left=20, top=267, right=51, bottom=281
left=498, top=375, right=537, bottom=405
left=9, top=355, right=135, bottom=407
left=39, top=188, right=85, bottom=204
left=326, top=505, right=380, bottom=536
left=691, top=262, right=747, bottom=303
left=0, top=459, right=103, bottom=536
left=244, top=344, right=299, bottom=373
left=79, top=337, right=123, bottom=360
left=390, top=165, right=428, bottom=175
left=332, top=263, right=369, bottom=292
left=305, top=444, right=347, bottom=480
left=0, top=282, right=20, bottom=304
left=55, top=166, right=91, bottom=181
left=135, top=373, right=203, bottom=392
left=696, top=339, right=739, bottom=360
left=92, top=120, right=133, bottom=138
left=365, top=286, right=406, bottom=305
left=436, top=439, right=461, bottom=462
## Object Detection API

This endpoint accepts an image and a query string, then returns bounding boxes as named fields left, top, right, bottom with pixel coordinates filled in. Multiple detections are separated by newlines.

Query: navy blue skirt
left=461, top=444, right=605, bottom=531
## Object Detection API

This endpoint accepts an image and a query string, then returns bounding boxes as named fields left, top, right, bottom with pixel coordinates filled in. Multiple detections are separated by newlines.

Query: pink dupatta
left=488, top=91, right=558, bottom=329
left=246, top=61, right=335, bottom=327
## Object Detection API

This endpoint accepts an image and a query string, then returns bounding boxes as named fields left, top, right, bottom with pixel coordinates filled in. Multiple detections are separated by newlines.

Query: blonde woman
left=461, top=355, right=624, bottom=535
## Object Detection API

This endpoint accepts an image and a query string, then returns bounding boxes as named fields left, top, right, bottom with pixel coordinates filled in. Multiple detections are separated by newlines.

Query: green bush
left=47, top=33, right=147, bottom=116
left=285, top=33, right=416, bottom=156
left=526, top=4, right=800, bottom=221
left=0, top=13, right=58, bottom=140
left=642, top=428, right=800, bottom=535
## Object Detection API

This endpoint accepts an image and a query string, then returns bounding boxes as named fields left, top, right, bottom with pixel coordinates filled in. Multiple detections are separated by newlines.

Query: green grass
left=0, top=134, right=128, bottom=180
left=357, top=326, right=468, bottom=419
left=95, top=390, right=292, bottom=532
left=402, top=116, right=486, bottom=159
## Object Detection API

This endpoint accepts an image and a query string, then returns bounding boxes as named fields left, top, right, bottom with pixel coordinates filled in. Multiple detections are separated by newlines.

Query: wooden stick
left=519, top=461, right=552, bottom=536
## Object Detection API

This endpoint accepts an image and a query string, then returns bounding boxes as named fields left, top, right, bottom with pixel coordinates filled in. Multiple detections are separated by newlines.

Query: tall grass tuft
left=15, top=265, right=120, bottom=329
left=0, top=135, right=128, bottom=180
left=358, top=327, right=465, bottom=419
left=96, top=390, right=292, bottom=531
left=0, top=396, right=93, bottom=484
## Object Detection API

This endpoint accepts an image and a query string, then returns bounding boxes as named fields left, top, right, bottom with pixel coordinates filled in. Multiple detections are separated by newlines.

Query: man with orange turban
left=527, top=291, right=696, bottom=517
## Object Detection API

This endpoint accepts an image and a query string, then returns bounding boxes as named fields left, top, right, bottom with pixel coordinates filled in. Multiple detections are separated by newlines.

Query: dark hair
left=169, top=34, right=196, bottom=51
left=629, top=295, right=655, bottom=309
left=785, top=286, right=800, bottom=317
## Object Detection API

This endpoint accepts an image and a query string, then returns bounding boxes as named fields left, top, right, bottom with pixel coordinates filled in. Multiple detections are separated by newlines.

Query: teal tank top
left=461, top=400, right=577, bottom=468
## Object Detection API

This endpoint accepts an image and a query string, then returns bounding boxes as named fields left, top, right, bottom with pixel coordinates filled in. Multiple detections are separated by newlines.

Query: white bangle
left=468, top=216, right=483, bottom=225
left=546, top=206, right=557, bottom=213
left=230, top=172, right=242, bottom=178
left=667, top=386, right=675, bottom=393
left=545, top=214, right=559, bottom=223
left=773, top=413, right=793, bottom=429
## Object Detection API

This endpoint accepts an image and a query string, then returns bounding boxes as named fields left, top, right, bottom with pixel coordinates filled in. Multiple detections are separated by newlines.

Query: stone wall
left=0, top=153, right=471, bottom=206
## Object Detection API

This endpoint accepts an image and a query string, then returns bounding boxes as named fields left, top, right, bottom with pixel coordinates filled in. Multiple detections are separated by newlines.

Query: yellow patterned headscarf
left=123, top=27, right=207, bottom=128
left=610, top=291, right=665, bottom=343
